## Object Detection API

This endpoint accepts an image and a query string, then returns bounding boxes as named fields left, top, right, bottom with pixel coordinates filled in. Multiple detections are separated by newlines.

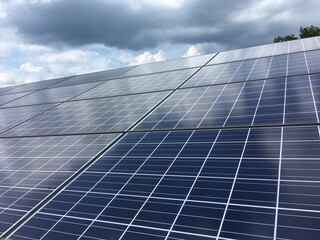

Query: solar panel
left=118, top=53, right=215, bottom=77
left=2, top=91, right=169, bottom=136
left=49, top=66, right=135, bottom=88
left=74, top=69, right=198, bottom=100
left=1, top=82, right=101, bottom=108
left=0, top=37, right=319, bottom=239
left=0, top=91, right=32, bottom=106
left=0, top=104, right=58, bottom=133
left=0, top=133, right=119, bottom=235
left=2, top=76, right=71, bottom=95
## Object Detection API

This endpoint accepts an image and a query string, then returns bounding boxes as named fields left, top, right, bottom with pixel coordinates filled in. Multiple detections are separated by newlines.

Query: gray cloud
left=3, top=0, right=320, bottom=51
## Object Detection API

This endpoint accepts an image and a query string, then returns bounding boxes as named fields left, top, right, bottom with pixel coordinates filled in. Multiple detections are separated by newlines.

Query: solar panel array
left=0, top=37, right=319, bottom=240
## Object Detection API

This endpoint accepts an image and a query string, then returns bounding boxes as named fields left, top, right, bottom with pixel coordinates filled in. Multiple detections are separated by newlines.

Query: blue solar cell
left=219, top=205, right=275, bottom=240
left=231, top=179, right=278, bottom=207
left=277, top=210, right=320, bottom=240
left=172, top=202, right=225, bottom=237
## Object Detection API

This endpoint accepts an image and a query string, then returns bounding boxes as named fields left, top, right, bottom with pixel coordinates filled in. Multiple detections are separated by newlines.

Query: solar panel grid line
left=72, top=69, right=199, bottom=101
left=1, top=54, right=216, bottom=138
left=195, top=85, right=233, bottom=128
left=57, top=80, right=108, bottom=103
left=274, top=42, right=288, bottom=239
left=0, top=91, right=169, bottom=137
left=216, top=72, right=268, bottom=238
left=0, top=103, right=61, bottom=136
left=116, top=53, right=215, bottom=78
left=301, top=41, right=320, bottom=135
left=1, top=37, right=320, bottom=239
left=3, top=54, right=215, bottom=236
left=0, top=81, right=105, bottom=109
left=77, top=132, right=173, bottom=239
left=0, top=89, right=46, bottom=108
left=126, top=54, right=218, bottom=131
left=37, top=132, right=152, bottom=240
left=215, top=128, right=251, bottom=239
left=117, top=131, right=197, bottom=240
left=274, top=127, right=284, bottom=240
left=47, top=66, right=136, bottom=89
left=6, top=126, right=318, bottom=239
left=164, top=128, right=232, bottom=239
left=0, top=76, right=75, bottom=96
left=0, top=133, right=122, bottom=238
left=207, top=49, right=320, bottom=75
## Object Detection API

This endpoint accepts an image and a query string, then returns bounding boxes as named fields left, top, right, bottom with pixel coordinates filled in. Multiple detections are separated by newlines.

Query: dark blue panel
left=188, top=178, right=233, bottom=202
left=172, top=201, right=224, bottom=237
left=44, top=217, right=90, bottom=239
left=121, top=226, right=167, bottom=240
left=280, top=181, right=320, bottom=211
left=231, top=179, right=278, bottom=207
left=200, top=157, right=239, bottom=177
left=277, top=210, right=320, bottom=240
left=152, top=176, right=195, bottom=200
left=133, top=198, right=182, bottom=229
left=98, top=195, right=146, bottom=224
left=168, top=232, right=213, bottom=240
left=80, top=221, right=126, bottom=240
left=120, top=175, right=162, bottom=196
left=0, top=210, right=26, bottom=235
left=13, top=213, right=61, bottom=239
left=220, top=205, right=275, bottom=240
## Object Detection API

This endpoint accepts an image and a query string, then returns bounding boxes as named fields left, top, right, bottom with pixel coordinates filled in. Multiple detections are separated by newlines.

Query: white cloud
left=0, top=3, right=6, bottom=18
left=183, top=45, right=202, bottom=57
left=0, top=72, right=15, bottom=87
left=122, top=50, right=167, bottom=66
left=19, top=62, right=43, bottom=73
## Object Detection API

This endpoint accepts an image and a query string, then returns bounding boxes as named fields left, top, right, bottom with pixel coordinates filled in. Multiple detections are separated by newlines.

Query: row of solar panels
left=1, top=49, right=320, bottom=104
left=0, top=73, right=319, bottom=137
left=2, top=125, right=320, bottom=240
left=0, top=36, right=320, bottom=97
left=0, top=37, right=319, bottom=239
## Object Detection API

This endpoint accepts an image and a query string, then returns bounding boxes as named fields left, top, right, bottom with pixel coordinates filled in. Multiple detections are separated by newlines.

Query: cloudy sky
left=0, top=0, right=320, bottom=87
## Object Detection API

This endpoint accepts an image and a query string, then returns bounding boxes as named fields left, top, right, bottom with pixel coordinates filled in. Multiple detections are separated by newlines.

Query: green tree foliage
left=273, top=25, right=320, bottom=43
left=299, top=25, right=320, bottom=38
left=274, top=34, right=298, bottom=43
